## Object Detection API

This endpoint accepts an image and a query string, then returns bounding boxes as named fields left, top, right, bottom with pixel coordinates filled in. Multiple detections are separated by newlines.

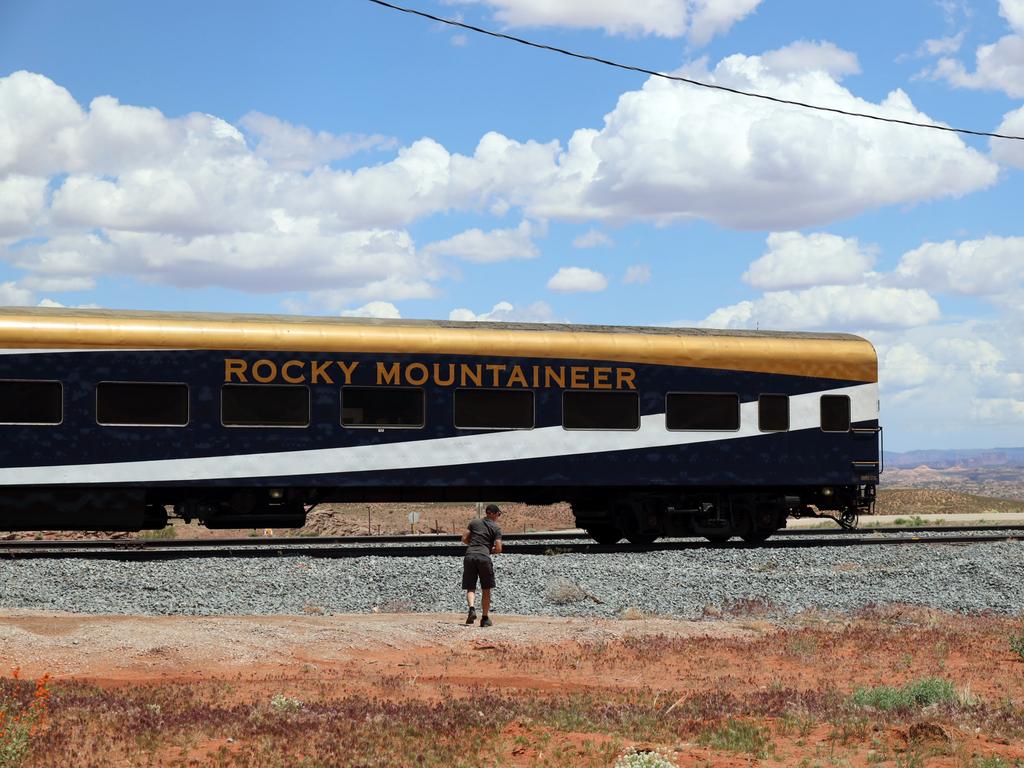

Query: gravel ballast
left=2, top=541, right=1023, bottom=618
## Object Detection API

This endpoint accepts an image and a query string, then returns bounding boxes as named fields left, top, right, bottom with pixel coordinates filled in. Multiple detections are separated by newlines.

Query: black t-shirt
left=465, top=518, right=502, bottom=556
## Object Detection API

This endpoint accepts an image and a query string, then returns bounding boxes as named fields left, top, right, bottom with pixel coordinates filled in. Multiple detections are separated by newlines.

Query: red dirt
left=4, top=608, right=1024, bottom=766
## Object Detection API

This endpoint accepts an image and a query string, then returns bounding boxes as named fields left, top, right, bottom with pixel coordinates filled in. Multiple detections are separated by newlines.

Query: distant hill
left=884, top=447, right=1024, bottom=469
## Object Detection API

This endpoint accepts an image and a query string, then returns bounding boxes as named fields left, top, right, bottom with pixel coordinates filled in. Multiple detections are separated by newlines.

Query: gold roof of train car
left=0, top=307, right=877, bottom=381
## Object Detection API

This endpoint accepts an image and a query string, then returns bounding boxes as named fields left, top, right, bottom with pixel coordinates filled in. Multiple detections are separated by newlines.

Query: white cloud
left=517, top=52, right=997, bottom=230
left=239, top=112, right=394, bottom=171
left=926, top=2, right=1024, bottom=97
left=971, top=397, right=1024, bottom=423
left=871, top=320, right=1024, bottom=442
left=448, top=300, right=557, bottom=322
left=13, top=228, right=439, bottom=302
left=893, top=236, right=1024, bottom=296
left=340, top=301, right=402, bottom=319
left=922, top=31, right=965, bottom=55
left=0, top=71, right=87, bottom=176
left=452, top=0, right=762, bottom=42
left=0, top=175, right=48, bottom=237
left=0, top=281, right=34, bottom=305
left=33, top=298, right=102, bottom=309
left=880, top=342, right=941, bottom=390
left=760, top=40, right=861, bottom=77
left=1001, top=0, right=1024, bottom=33
left=423, top=220, right=539, bottom=262
left=742, top=231, right=876, bottom=290
left=901, top=31, right=965, bottom=63
left=20, top=275, right=96, bottom=292
left=0, top=68, right=1001, bottom=311
left=623, top=264, right=652, bottom=284
left=992, top=106, right=1024, bottom=168
left=546, top=266, right=609, bottom=293
left=688, top=0, right=763, bottom=45
left=702, top=285, right=940, bottom=331
left=572, top=228, right=613, bottom=249
left=929, top=37, right=1024, bottom=97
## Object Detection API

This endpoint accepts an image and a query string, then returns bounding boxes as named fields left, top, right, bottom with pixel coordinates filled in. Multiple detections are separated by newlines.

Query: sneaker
left=466, top=608, right=477, bottom=625
left=480, top=615, right=492, bottom=628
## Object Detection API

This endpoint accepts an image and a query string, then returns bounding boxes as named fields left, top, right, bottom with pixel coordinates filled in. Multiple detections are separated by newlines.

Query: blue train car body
left=0, top=308, right=880, bottom=542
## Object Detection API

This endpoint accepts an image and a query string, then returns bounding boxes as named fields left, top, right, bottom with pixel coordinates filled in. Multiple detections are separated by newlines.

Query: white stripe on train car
left=0, top=383, right=878, bottom=485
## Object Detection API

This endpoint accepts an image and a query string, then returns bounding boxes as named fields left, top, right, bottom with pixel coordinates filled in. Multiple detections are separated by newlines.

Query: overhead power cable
left=367, top=0, right=1024, bottom=142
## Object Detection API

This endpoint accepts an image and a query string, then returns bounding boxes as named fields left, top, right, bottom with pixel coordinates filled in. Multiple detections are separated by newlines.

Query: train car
left=0, top=307, right=880, bottom=542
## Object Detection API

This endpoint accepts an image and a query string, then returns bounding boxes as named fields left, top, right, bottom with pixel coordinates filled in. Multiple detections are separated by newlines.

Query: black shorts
left=462, top=554, right=496, bottom=590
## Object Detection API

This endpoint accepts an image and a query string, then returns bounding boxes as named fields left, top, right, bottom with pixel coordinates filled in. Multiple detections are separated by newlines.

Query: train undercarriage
left=0, top=483, right=875, bottom=543
left=571, top=485, right=873, bottom=545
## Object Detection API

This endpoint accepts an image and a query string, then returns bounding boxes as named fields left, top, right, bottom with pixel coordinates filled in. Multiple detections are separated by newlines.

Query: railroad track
left=2, top=526, right=1023, bottom=560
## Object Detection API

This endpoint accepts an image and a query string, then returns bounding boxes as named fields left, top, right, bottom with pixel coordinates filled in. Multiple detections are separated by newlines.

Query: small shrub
left=269, top=694, right=303, bottom=714
left=1009, top=627, right=1024, bottom=661
left=828, top=713, right=870, bottom=745
left=543, top=546, right=571, bottom=556
left=619, top=606, right=648, bottom=621
left=972, top=756, right=1021, bottom=767
left=893, top=516, right=929, bottom=526
left=0, top=670, right=50, bottom=768
left=137, top=526, right=176, bottom=540
left=545, top=578, right=588, bottom=605
left=720, top=596, right=774, bottom=618
left=896, top=752, right=926, bottom=768
left=614, top=747, right=678, bottom=768
left=697, top=718, right=773, bottom=758
left=777, top=708, right=815, bottom=739
left=850, top=678, right=956, bottom=711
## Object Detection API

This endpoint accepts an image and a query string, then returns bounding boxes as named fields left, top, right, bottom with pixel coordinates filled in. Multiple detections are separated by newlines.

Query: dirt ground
left=3, top=607, right=1024, bottom=766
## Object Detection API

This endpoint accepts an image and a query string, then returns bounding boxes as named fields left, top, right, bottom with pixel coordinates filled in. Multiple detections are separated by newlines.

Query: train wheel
left=586, top=526, right=623, bottom=545
left=705, top=534, right=731, bottom=544
left=741, top=530, right=774, bottom=544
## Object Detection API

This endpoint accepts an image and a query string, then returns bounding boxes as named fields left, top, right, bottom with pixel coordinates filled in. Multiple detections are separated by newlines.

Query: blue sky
left=1, top=0, right=1023, bottom=451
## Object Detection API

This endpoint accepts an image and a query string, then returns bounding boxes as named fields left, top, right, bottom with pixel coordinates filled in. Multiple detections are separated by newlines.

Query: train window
left=97, top=382, right=189, bottom=426
left=454, top=389, right=533, bottom=430
left=222, top=384, right=309, bottom=427
left=820, top=394, right=851, bottom=432
left=666, top=393, right=740, bottom=431
left=563, top=391, right=639, bottom=430
left=0, top=380, right=62, bottom=425
left=758, top=394, right=789, bottom=432
left=342, top=387, right=424, bottom=428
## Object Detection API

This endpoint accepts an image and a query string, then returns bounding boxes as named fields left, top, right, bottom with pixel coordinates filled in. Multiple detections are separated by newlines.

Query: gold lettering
left=335, top=360, right=359, bottom=385
left=225, top=358, right=248, bottom=383
left=593, top=367, right=611, bottom=389
left=311, top=360, right=334, bottom=385
left=251, top=359, right=277, bottom=384
left=281, top=360, right=305, bottom=384
left=406, top=362, right=429, bottom=386
left=433, top=363, right=455, bottom=386
left=570, top=366, right=589, bottom=389
left=532, top=365, right=539, bottom=388
left=377, top=361, right=401, bottom=385
left=507, top=365, right=527, bottom=387
left=460, top=364, right=482, bottom=387
left=485, top=363, right=506, bottom=387
left=616, top=368, right=637, bottom=390
left=544, top=366, right=565, bottom=388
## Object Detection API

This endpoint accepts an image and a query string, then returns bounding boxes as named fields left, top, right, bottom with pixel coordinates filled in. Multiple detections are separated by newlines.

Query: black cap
left=484, top=504, right=501, bottom=516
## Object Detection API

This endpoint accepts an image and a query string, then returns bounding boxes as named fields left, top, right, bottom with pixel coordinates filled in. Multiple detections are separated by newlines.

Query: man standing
left=461, top=503, right=503, bottom=627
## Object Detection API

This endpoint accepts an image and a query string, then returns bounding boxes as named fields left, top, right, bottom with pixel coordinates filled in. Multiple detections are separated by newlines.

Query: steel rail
left=1, top=523, right=1022, bottom=550
left=1, top=531, right=1022, bottom=561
